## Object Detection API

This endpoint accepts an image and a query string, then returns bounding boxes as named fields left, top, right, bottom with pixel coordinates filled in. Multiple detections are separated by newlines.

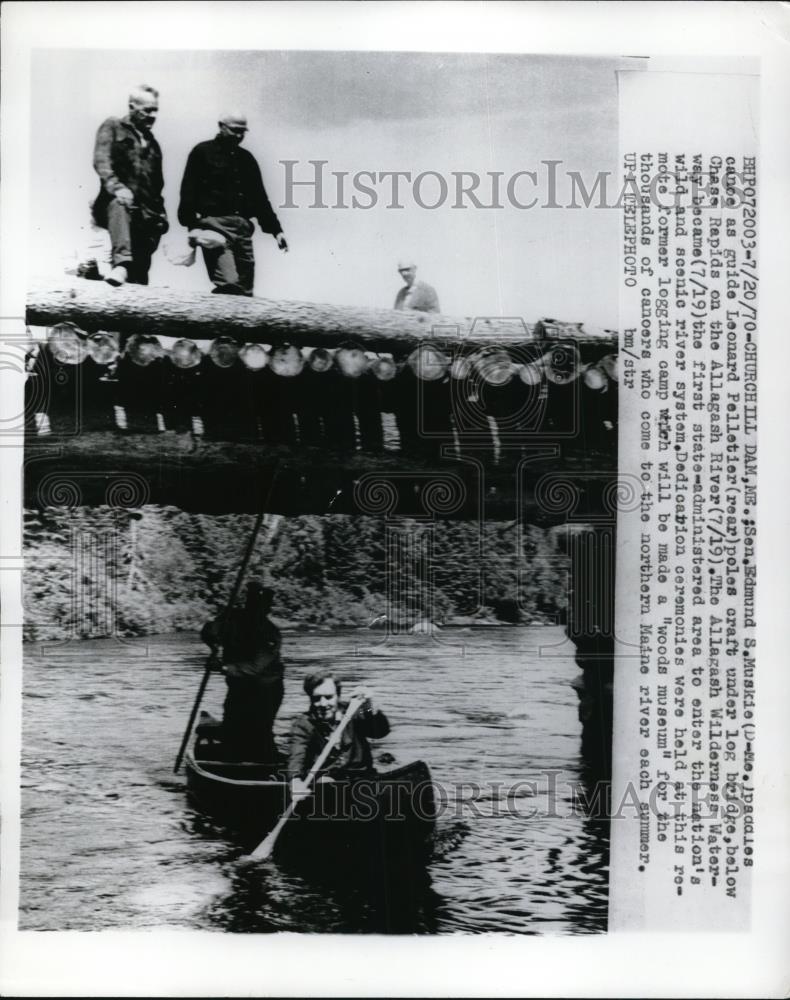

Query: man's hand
left=349, top=686, right=375, bottom=713
left=290, top=777, right=311, bottom=803
left=207, top=652, right=223, bottom=672
left=275, top=233, right=289, bottom=252
left=114, top=186, right=134, bottom=209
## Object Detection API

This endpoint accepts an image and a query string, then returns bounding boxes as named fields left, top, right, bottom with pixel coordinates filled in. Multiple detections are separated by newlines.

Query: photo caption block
left=612, top=64, right=758, bottom=930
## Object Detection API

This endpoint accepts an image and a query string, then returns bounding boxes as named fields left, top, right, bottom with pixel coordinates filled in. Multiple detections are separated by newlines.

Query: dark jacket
left=92, top=116, right=167, bottom=231
left=287, top=702, right=390, bottom=779
left=178, top=136, right=283, bottom=234
left=200, top=607, right=283, bottom=681
left=394, top=280, right=440, bottom=313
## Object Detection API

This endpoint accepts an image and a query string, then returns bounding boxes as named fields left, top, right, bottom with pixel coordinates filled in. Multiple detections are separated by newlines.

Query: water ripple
left=21, top=628, right=608, bottom=934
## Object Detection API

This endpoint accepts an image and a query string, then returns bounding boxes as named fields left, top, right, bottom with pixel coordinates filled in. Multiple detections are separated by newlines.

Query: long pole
left=173, top=510, right=266, bottom=773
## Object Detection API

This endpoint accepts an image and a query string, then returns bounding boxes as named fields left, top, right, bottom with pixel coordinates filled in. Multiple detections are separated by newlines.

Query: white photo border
left=1, top=2, right=789, bottom=996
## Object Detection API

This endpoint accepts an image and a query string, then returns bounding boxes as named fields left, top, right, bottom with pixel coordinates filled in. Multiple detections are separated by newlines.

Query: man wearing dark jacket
left=178, top=112, right=288, bottom=295
left=92, top=84, right=168, bottom=287
left=287, top=672, right=389, bottom=798
left=201, top=581, right=284, bottom=762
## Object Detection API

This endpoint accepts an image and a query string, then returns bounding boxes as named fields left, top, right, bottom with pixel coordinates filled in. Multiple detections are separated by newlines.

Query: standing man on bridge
left=393, top=258, right=440, bottom=313
left=178, top=113, right=289, bottom=296
left=92, top=85, right=169, bottom=287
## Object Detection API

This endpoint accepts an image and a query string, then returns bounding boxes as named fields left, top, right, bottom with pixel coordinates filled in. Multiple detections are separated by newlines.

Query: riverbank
left=23, top=507, right=569, bottom=641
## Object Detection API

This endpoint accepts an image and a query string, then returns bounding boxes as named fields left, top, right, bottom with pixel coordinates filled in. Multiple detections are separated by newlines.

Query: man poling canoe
left=201, top=580, right=284, bottom=763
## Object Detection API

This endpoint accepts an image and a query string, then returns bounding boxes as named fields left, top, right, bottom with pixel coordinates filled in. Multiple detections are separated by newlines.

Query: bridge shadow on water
left=180, top=806, right=447, bottom=934
left=207, top=850, right=446, bottom=935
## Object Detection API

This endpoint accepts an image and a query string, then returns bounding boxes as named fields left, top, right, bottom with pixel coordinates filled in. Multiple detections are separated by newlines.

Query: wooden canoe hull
left=184, top=753, right=436, bottom=859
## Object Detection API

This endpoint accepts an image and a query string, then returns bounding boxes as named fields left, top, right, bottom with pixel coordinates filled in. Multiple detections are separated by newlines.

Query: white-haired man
left=393, top=259, right=440, bottom=313
left=178, top=112, right=288, bottom=296
left=92, top=85, right=168, bottom=287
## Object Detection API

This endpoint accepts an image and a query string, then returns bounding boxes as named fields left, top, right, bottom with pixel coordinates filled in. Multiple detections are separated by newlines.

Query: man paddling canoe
left=288, top=671, right=389, bottom=800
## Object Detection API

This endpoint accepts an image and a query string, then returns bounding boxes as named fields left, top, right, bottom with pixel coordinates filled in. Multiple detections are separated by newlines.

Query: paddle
left=244, top=696, right=364, bottom=862
left=173, top=509, right=266, bottom=773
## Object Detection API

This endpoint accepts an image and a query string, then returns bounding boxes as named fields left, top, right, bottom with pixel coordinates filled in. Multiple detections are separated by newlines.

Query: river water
left=21, top=627, right=608, bottom=934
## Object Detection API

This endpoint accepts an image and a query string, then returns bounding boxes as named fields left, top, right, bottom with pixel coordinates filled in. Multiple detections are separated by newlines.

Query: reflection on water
left=205, top=851, right=445, bottom=935
left=21, top=628, right=608, bottom=933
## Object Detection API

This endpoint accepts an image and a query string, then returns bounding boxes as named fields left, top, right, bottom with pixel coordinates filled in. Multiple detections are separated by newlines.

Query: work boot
left=105, top=265, right=128, bottom=287
left=77, top=258, right=103, bottom=281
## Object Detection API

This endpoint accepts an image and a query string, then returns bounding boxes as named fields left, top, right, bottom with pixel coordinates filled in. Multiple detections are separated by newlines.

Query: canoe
left=184, top=751, right=437, bottom=861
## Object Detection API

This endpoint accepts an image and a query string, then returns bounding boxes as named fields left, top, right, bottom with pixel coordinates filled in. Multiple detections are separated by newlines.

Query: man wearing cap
left=201, top=582, right=285, bottom=762
left=178, top=113, right=288, bottom=296
left=393, top=260, right=440, bottom=313
left=92, top=85, right=169, bottom=287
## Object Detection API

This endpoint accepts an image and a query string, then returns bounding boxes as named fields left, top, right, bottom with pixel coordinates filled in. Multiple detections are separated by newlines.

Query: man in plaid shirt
left=92, top=84, right=168, bottom=287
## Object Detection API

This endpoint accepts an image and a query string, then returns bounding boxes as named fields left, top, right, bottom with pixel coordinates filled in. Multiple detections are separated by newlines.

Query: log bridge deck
left=24, top=283, right=619, bottom=520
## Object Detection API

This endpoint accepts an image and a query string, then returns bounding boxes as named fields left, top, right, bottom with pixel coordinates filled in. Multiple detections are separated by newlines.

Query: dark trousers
left=223, top=674, right=284, bottom=762
left=106, top=200, right=161, bottom=284
left=199, top=215, right=255, bottom=295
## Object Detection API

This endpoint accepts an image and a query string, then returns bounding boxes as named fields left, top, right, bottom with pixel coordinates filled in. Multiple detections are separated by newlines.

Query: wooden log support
left=24, top=431, right=617, bottom=520
left=558, top=524, right=616, bottom=785
left=27, top=283, right=618, bottom=352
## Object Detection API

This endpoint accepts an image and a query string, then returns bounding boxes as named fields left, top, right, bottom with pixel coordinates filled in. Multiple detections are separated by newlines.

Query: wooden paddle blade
left=246, top=806, right=294, bottom=861
left=248, top=829, right=278, bottom=861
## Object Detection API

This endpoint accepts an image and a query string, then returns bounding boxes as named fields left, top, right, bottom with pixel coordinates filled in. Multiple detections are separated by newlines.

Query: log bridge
left=25, top=282, right=617, bottom=779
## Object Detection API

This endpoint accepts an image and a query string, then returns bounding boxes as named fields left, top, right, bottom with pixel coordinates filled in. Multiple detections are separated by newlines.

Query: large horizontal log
left=26, top=282, right=618, bottom=352
left=24, top=432, right=617, bottom=520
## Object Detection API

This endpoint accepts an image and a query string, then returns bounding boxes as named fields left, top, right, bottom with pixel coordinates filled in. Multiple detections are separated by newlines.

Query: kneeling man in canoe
left=288, top=671, right=389, bottom=800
